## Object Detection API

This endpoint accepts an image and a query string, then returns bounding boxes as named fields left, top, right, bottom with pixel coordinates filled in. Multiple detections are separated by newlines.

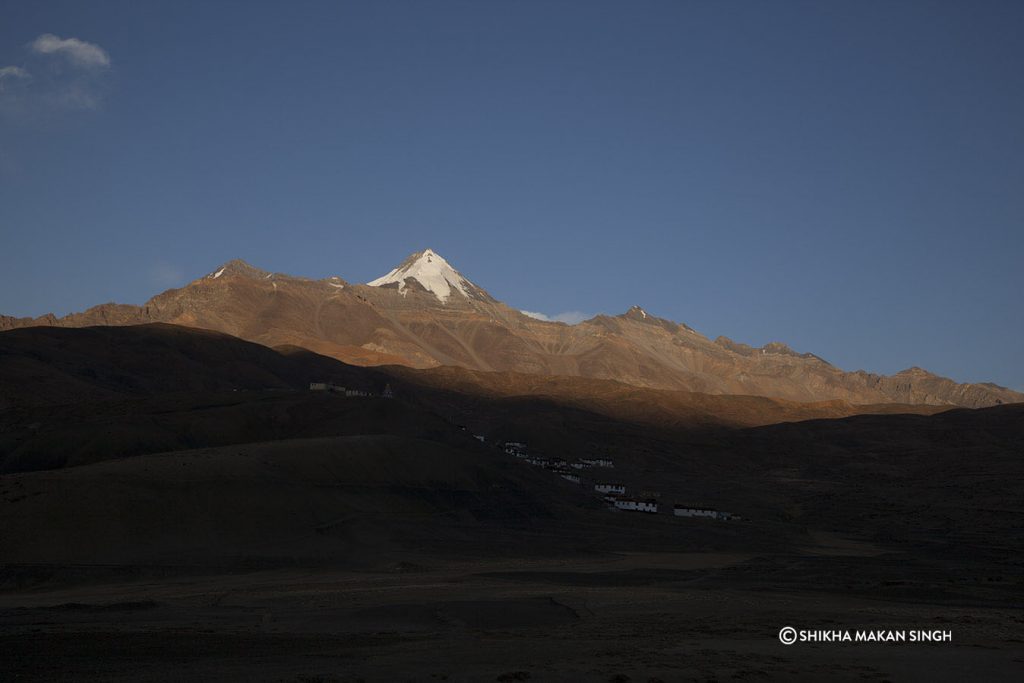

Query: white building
left=595, top=483, right=626, bottom=495
left=611, top=497, right=658, bottom=513
left=581, top=458, right=614, bottom=468
left=673, top=505, right=730, bottom=519
left=636, top=499, right=658, bottom=513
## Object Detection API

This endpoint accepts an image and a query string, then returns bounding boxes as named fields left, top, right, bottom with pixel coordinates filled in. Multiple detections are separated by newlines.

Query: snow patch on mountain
left=367, top=249, right=479, bottom=303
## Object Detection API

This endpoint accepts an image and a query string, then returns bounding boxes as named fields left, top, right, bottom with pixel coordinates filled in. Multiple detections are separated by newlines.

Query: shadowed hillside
left=0, top=323, right=380, bottom=410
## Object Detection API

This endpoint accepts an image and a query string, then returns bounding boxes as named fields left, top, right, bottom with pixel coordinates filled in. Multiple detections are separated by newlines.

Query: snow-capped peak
left=622, top=305, right=651, bottom=321
left=367, top=248, right=487, bottom=303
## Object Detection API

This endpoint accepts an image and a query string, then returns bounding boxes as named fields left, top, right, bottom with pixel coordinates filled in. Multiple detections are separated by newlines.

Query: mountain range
left=2, top=248, right=1019, bottom=408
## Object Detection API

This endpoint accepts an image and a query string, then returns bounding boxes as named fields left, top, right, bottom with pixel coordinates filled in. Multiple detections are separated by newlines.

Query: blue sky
left=1, top=1, right=1022, bottom=389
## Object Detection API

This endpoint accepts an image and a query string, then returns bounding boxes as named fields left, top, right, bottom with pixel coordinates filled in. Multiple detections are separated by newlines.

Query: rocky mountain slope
left=2, top=249, right=1019, bottom=408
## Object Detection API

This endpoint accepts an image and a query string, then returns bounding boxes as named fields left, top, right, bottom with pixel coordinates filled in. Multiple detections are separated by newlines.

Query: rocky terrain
left=3, top=250, right=1020, bottom=408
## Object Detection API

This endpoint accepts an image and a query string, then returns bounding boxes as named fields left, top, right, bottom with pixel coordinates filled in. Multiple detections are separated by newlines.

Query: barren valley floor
left=2, top=549, right=1021, bottom=682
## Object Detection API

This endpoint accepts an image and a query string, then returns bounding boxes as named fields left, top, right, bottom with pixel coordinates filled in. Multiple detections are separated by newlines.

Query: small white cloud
left=31, top=34, right=110, bottom=69
left=521, top=310, right=591, bottom=325
left=0, top=66, right=29, bottom=80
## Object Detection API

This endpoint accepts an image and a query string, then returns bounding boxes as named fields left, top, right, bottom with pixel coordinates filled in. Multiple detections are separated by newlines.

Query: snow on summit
left=367, top=249, right=485, bottom=303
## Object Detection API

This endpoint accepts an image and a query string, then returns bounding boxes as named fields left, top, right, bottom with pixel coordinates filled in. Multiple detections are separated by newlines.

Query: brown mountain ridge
left=2, top=249, right=1019, bottom=408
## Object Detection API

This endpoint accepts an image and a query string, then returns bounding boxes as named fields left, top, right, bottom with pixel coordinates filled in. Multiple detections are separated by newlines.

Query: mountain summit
left=367, top=249, right=492, bottom=303
left=206, top=259, right=271, bottom=280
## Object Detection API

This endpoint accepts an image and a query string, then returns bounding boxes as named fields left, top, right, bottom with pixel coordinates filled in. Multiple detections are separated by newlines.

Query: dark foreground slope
left=1, top=404, right=1022, bottom=682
